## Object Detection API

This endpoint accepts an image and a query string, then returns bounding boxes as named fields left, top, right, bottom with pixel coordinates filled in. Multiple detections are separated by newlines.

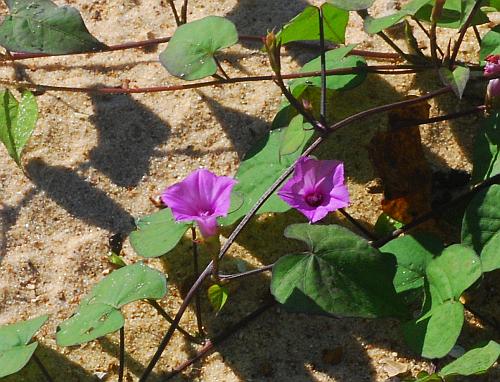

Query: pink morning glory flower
left=161, top=169, right=237, bottom=238
left=485, top=55, right=500, bottom=103
left=278, top=156, right=349, bottom=223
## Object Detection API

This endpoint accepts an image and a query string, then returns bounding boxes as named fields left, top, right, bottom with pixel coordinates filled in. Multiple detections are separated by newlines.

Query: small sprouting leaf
left=462, top=184, right=500, bottom=272
left=0, top=0, right=106, bottom=54
left=220, top=127, right=313, bottom=226
left=326, top=0, right=375, bottom=11
left=208, top=284, right=229, bottom=312
left=130, top=208, right=190, bottom=258
left=364, top=0, right=432, bottom=35
left=438, top=66, right=470, bottom=99
left=108, top=252, right=126, bottom=268
left=56, top=263, right=167, bottom=346
left=271, top=224, right=407, bottom=318
left=0, top=90, right=38, bottom=167
left=414, top=0, right=490, bottom=29
left=471, top=112, right=500, bottom=183
left=380, top=233, right=443, bottom=293
left=404, top=244, right=482, bottom=358
left=438, top=341, right=500, bottom=377
left=279, top=114, right=314, bottom=157
left=289, top=45, right=367, bottom=98
left=159, top=16, right=238, bottom=80
left=0, top=315, right=48, bottom=378
left=480, top=25, right=500, bottom=62
left=277, top=4, right=348, bottom=45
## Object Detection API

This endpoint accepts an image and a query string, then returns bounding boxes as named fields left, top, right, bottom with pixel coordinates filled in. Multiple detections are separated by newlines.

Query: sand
left=0, top=0, right=499, bottom=381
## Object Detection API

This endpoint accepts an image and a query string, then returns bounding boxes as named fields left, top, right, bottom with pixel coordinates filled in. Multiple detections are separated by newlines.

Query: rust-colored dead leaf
left=368, top=97, right=433, bottom=224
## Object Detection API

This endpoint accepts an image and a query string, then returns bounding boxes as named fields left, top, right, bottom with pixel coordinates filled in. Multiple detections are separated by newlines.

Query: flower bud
left=485, top=55, right=500, bottom=110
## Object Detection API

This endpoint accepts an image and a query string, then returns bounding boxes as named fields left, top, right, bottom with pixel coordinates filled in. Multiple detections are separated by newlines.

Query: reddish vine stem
left=399, top=105, right=486, bottom=128
left=32, top=354, right=53, bottom=382
left=139, top=84, right=461, bottom=381
left=3, top=35, right=399, bottom=61
left=191, top=227, right=204, bottom=336
left=167, top=0, right=181, bottom=27
left=449, top=0, right=483, bottom=68
left=0, top=64, right=426, bottom=95
left=219, top=264, right=274, bottom=281
left=412, top=17, right=444, bottom=57
left=118, top=326, right=125, bottom=382
left=163, top=299, right=276, bottom=381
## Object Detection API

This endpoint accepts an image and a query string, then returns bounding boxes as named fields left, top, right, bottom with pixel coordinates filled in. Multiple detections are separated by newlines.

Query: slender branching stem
left=118, top=327, right=125, bottom=382
left=219, top=264, right=274, bottom=281
left=181, top=0, right=188, bottom=24
left=167, top=0, right=181, bottom=27
left=412, top=17, right=444, bottom=57
left=430, top=0, right=445, bottom=65
left=191, top=227, right=204, bottom=336
left=318, top=7, right=328, bottom=125
left=472, top=25, right=482, bottom=46
left=32, top=354, right=53, bottom=382
left=214, top=57, right=230, bottom=80
left=338, top=209, right=377, bottom=240
left=398, top=105, right=486, bottom=128
left=145, top=299, right=202, bottom=344
left=449, top=0, right=483, bottom=68
left=163, top=299, right=276, bottom=381
left=0, top=64, right=428, bottom=95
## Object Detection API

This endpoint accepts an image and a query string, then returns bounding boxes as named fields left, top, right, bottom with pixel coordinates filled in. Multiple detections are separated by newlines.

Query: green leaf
left=56, top=263, right=167, bottom=346
left=364, top=0, right=433, bottom=34
left=404, top=244, right=482, bottom=358
left=439, top=341, right=500, bottom=377
left=0, top=0, right=106, bottom=54
left=130, top=208, right=190, bottom=258
left=438, top=65, right=470, bottom=99
left=0, top=90, right=38, bottom=167
left=279, top=114, right=314, bottom=157
left=277, top=4, right=349, bottom=45
left=288, top=45, right=367, bottom=98
left=471, top=112, right=500, bottom=183
left=0, top=315, right=48, bottom=378
left=380, top=233, right=444, bottom=293
left=159, top=16, right=238, bottom=80
left=108, top=252, right=127, bottom=268
left=220, top=127, right=313, bottom=226
left=207, top=284, right=229, bottom=312
left=414, top=0, right=490, bottom=29
left=326, top=0, right=375, bottom=11
left=480, top=25, right=500, bottom=62
left=462, top=184, right=500, bottom=272
left=271, top=224, right=407, bottom=318
left=373, top=213, right=404, bottom=238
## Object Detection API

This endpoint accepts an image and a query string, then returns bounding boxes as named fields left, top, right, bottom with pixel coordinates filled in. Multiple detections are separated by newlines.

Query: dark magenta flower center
left=305, top=192, right=324, bottom=207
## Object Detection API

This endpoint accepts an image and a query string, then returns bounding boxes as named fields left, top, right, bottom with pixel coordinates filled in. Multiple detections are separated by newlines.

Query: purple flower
left=485, top=55, right=500, bottom=103
left=278, top=156, right=349, bottom=223
left=161, top=169, right=237, bottom=238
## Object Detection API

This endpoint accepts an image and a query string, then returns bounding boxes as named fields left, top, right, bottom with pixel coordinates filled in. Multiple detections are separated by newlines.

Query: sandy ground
left=0, top=0, right=499, bottom=381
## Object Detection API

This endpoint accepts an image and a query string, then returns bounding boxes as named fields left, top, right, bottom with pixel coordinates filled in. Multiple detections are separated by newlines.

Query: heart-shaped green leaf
left=0, top=0, right=106, bottom=54
left=288, top=45, right=367, bottom=98
left=160, top=16, right=238, bottom=80
left=480, top=25, right=500, bottom=62
left=271, top=224, right=407, bottom=318
left=0, top=89, right=38, bottom=167
left=326, top=0, right=375, bottom=11
left=471, top=112, right=500, bottom=183
left=404, top=244, right=482, bottom=358
left=56, top=263, right=167, bottom=346
left=462, top=184, right=500, bottom=272
left=364, top=0, right=432, bottom=34
left=438, top=66, right=470, bottom=99
left=130, top=208, right=190, bottom=258
left=438, top=340, right=500, bottom=377
left=380, top=233, right=443, bottom=293
left=277, top=4, right=349, bottom=45
left=220, top=126, right=313, bottom=226
left=0, top=315, right=48, bottom=378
